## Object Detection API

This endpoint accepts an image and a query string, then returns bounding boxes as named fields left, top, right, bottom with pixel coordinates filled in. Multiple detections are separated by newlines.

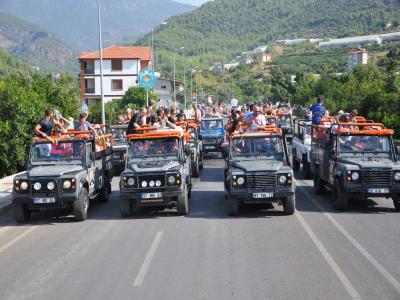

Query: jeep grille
left=362, top=170, right=392, bottom=185
left=203, top=138, right=218, bottom=144
left=30, top=179, right=61, bottom=196
left=138, top=174, right=165, bottom=187
left=246, top=172, right=277, bottom=189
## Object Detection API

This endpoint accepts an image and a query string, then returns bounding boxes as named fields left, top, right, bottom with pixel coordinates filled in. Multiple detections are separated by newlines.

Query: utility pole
left=183, top=68, right=186, bottom=110
left=173, top=53, right=176, bottom=106
left=97, top=0, right=105, bottom=125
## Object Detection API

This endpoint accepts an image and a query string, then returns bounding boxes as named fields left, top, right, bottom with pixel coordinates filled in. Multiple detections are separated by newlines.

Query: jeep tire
left=313, top=168, right=325, bottom=195
left=199, top=151, right=204, bottom=170
left=292, top=150, right=300, bottom=171
left=192, top=156, right=200, bottom=178
left=13, top=202, right=31, bottom=223
left=120, top=199, right=133, bottom=217
left=283, top=195, right=295, bottom=215
left=227, top=193, right=239, bottom=216
left=303, top=155, right=311, bottom=179
left=177, top=189, right=189, bottom=215
left=74, top=188, right=89, bottom=221
left=393, top=195, right=400, bottom=211
left=333, top=179, right=348, bottom=210
left=98, top=181, right=110, bottom=203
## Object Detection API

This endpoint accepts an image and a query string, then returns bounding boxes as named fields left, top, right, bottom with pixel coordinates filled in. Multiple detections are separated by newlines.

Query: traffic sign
left=138, top=68, right=157, bottom=90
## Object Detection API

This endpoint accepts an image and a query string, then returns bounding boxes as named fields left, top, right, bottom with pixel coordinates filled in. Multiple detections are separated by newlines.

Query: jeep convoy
left=311, top=121, right=400, bottom=211
left=109, top=124, right=128, bottom=176
left=223, top=125, right=296, bottom=216
left=186, top=119, right=204, bottom=177
left=276, top=112, right=294, bottom=143
left=12, top=131, right=114, bottom=222
left=119, top=128, right=192, bottom=216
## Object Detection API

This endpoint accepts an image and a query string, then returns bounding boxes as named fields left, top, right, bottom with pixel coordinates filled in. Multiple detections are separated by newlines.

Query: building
left=154, top=77, right=185, bottom=108
left=211, top=61, right=224, bottom=73
left=78, top=45, right=151, bottom=105
left=320, top=35, right=382, bottom=49
left=261, top=53, right=272, bottom=63
left=347, top=49, right=368, bottom=70
left=239, top=55, right=254, bottom=65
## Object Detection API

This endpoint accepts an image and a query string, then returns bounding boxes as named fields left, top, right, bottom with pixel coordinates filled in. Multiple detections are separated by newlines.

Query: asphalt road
left=1, top=157, right=400, bottom=300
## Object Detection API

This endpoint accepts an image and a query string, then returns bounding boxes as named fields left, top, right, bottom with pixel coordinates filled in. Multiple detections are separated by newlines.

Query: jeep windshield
left=112, top=127, right=127, bottom=142
left=231, top=136, right=284, bottom=161
left=338, top=135, right=392, bottom=158
left=202, top=119, right=223, bottom=130
left=30, top=141, right=84, bottom=164
left=128, top=138, right=179, bottom=160
left=277, top=115, right=292, bottom=126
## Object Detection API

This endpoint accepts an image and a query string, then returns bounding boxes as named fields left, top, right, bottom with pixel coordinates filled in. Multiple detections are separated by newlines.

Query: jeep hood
left=231, top=160, right=285, bottom=172
left=28, top=165, right=84, bottom=177
left=338, top=157, right=396, bottom=169
left=129, top=160, right=180, bottom=173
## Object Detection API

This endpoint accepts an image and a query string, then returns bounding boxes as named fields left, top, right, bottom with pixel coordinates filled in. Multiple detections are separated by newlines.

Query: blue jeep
left=200, top=117, right=226, bottom=153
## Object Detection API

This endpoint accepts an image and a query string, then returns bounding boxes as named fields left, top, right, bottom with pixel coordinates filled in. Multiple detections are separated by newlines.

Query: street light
left=97, top=0, right=105, bottom=125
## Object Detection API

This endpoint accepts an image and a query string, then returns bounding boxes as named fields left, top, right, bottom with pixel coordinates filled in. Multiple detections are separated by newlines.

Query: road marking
left=295, top=212, right=361, bottom=299
left=133, top=231, right=164, bottom=287
left=0, top=226, right=37, bottom=253
left=297, top=179, right=400, bottom=295
left=0, top=222, right=15, bottom=235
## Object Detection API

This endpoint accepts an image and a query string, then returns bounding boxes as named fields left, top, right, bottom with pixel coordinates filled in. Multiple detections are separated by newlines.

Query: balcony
left=85, top=87, right=95, bottom=94
left=84, top=68, right=94, bottom=75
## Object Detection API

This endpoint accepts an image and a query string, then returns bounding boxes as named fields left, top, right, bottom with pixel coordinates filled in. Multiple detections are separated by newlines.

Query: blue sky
left=175, top=0, right=209, bottom=6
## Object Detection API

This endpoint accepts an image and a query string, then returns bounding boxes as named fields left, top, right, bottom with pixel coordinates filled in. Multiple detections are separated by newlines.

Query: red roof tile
left=79, top=45, right=151, bottom=61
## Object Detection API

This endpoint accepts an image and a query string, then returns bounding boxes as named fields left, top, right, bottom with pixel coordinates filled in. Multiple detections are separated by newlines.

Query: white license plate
left=33, top=197, right=56, bottom=204
left=368, top=188, right=389, bottom=194
left=204, top=146, right=215, bottom=149
left=253, top=192, right=274, bottom=199
left=139, top=193, right=162, bottom=199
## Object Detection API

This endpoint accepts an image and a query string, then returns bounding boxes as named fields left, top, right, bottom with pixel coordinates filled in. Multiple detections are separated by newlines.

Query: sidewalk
left=0, top=172, right=23, bottom=216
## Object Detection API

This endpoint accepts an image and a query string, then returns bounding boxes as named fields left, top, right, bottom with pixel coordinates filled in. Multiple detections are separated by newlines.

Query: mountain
left=0, top=12, right=78, bottom=74
left=0, top=0, right=195, bottom=51
left=137, top=0, right=400, bottom=67
left=0, top=49, right=33, bottom=77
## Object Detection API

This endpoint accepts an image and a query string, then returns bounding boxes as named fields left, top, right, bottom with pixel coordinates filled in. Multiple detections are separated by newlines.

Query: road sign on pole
left=138, top=68, right=157, bottom=90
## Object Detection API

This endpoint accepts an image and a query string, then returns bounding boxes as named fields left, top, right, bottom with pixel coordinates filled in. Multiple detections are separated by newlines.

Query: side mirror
left=221, top=143, right=229, bottom=159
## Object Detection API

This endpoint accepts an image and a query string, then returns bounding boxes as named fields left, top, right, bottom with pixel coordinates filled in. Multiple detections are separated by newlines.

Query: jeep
left=109, top=124, right=128, bottom=176
left=223, top=126, right=296, bottom=216
left=12, top=131, right=113, bottom=222
left=119, top=128, right=192, bottom=216
left=276, top=113, right=293, bottom=143
left=311, top=122, right=400, bottom=210
left=292, top=118, right=312, bottom=178
left=187, top=119, right=204, bottom=177
left=200, top=117, right=226, bottom=153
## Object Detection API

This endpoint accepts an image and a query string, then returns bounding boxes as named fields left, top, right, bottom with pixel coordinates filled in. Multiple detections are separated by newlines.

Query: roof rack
left=127, top=129, right=184, bottom=141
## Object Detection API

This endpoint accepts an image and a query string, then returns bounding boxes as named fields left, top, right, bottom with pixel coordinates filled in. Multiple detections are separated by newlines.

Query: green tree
left=121, top=87, right=156, bottom=109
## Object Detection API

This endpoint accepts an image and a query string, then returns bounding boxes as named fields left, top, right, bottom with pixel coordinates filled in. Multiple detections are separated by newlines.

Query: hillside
left=0, top=11, right=78, bottom=74
left=0, top=0, right=195, bottom=51
left=0, top=49, right=33, bottom=77
left=137, top=0, right=400, bottom=68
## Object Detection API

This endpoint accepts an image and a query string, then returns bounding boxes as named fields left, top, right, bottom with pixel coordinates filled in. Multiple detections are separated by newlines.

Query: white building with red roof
left=347, top=48, right=368, bottom=71
left=78, top=45, right=151, bottom=105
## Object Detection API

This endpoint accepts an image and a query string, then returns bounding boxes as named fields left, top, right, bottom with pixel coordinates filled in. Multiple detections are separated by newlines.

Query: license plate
left=33, top=197, right=56, bottom=204
left=253, top=192, right=274, bottom=199
left=204, top=146, right=215, bottom=149
left=139, top=193, right=162, bottom=199
left=368, top=188, right=389, bottom=194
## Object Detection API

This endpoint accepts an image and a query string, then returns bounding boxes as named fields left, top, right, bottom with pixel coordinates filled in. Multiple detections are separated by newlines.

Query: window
left=161, top=85, right=167, bottom=89
left=112, top=80, right=123, bottom=91
left=111, top=60, right=123, bottom=71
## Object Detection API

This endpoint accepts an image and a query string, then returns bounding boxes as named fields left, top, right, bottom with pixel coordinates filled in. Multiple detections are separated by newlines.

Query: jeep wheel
left=192, top=157, right=200, bottom=178
left=74, top=188, right=89, bottom=221
left=177, top=190, right=189, bottom=215
left=303, top=157, right=312, bottom=179
left=227, top=193, right=239, bottom=216
left=313, top=168, right=325, bottom=195
left=97, top=181, right=110, bottom=203
left=333, top=179, right=348, bottom=211
left=13, top=202, right=31, bottom=223
left=292, top=151, right=300, bottom=171
left=120, top=199, right=133, bottom=217
left=199, top=151, right=204, bottom=170
left=283, top=195, right=296, bottom=215
left=392, top=195, right=400, bottom=211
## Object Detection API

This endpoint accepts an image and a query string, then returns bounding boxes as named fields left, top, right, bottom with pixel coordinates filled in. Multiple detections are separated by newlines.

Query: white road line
left=297, top=179, right=400, bottom=295
left=0, top=222, right=15, bottom=235
left=0, top=226, right=37, bottom=253
left=295, top=212, right=361, bottom=299
left=133, top=231, right=164, bottom=287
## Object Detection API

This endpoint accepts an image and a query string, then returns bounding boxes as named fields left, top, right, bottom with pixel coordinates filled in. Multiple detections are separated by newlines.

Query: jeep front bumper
left=120, top=188, right=182, bottom=207
left=230, top=187, right=295, bottom=203
left=12, top=192, right=78, bottom=209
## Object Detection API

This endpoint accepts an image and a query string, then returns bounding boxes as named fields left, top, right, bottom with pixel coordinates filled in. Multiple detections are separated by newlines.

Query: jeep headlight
left=20, top=181, right=28, bottom=191
left=351, top=172, right=360, bottom=181
left=47, top=182, right=55, bottom=191
left=128, top=178, right=135, bottom=186
left=279, top=175, right=287, bottom=184
left=63, top=180, right=72, bottom=189
left=279, top=174, right=292, bottom=186
left=33, top=182, right=42, bottom=191
left=167, top=173, right=181, bottom=186
left=141, top=181, right=148, bottom=188
left=168, top=176, right=176, bottom=184
left=237, top=177, right=245, bottom=185
left=394, top=172, right=400, bottom=182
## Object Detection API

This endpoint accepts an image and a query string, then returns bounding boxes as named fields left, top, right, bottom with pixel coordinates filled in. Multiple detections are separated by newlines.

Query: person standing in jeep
left=126, top=107, right=147, bottom=134
left=34, top=108, right=65, bottom=142
left=310, top=96, right=326, bottom=126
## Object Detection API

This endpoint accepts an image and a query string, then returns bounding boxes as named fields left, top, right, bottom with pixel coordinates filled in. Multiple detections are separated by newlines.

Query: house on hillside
left=347, top=48, right=368, bottom=71
left=260, top=53, right=272, bottom=63
left=78, top=45, right=151, bottom=105
left=239, top=55, right=254, bottom=65
left=154, top=77, right=185, bottom=109
left=211, top=61, right=224, bottom=73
